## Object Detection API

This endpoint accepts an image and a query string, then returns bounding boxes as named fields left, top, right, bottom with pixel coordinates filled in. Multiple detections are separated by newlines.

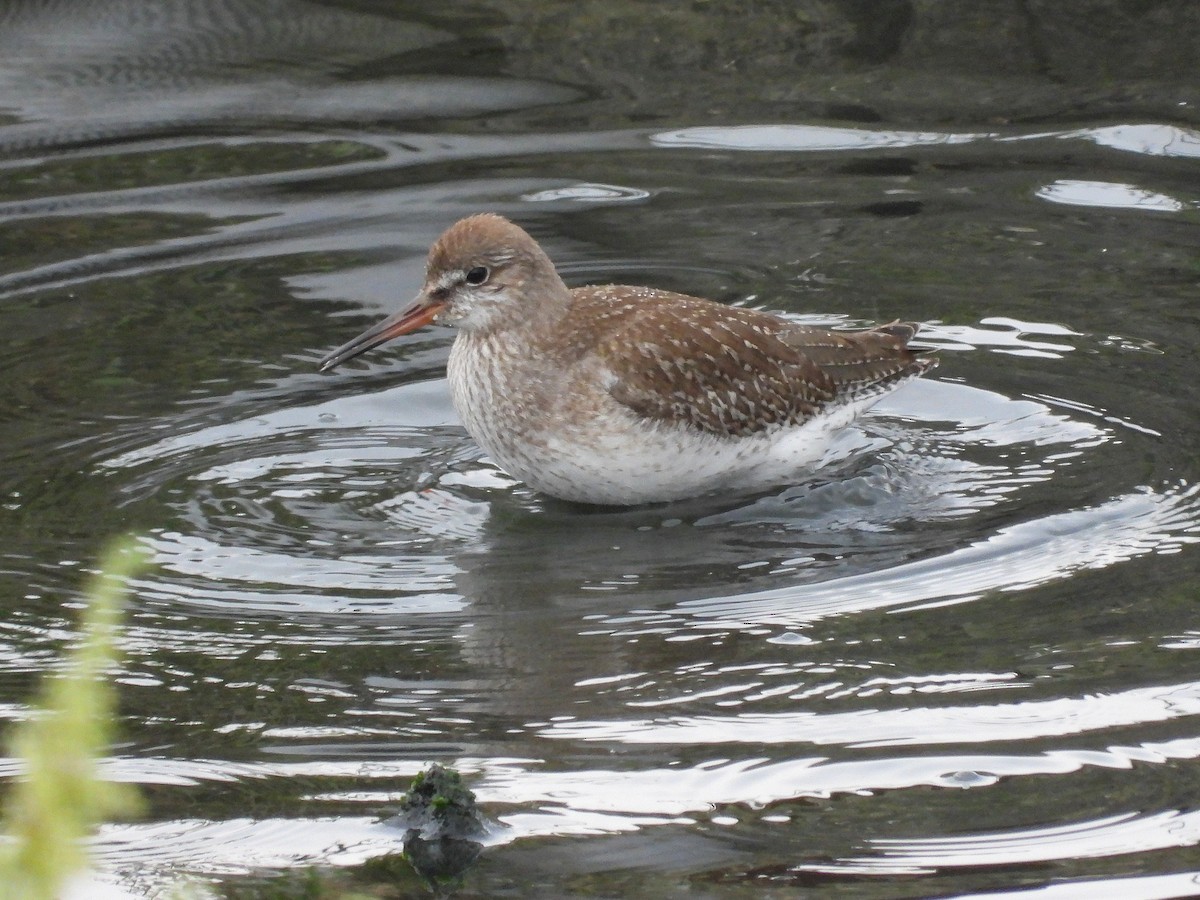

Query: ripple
left=918, top=318, right=1083, bottom=359
left=949, top=871, right=1200, bottom=900
left=0, top=0, right=579, bottom=153
left=651, top=124, right=991, bottom=152
left=540, top=679, right=1200, bottom=747
left=93, top=816, right=397, bottom=876
left=68, top=742, right=1200, bottom=887
left=828, top=808, right=1200, bottom=873
left=609, top=480, right=1200, bottom=633
left=648, top=122, right=1200, bottom=162
left=84, top=349, right=1187, bottom=632
left=521, top=182, right=652, bottom=203
left=483, top=744, right=1200, bottom=824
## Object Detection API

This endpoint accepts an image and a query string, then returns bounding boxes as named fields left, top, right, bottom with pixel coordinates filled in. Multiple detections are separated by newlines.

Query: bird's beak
left=318, top=294, right=445, bottom=372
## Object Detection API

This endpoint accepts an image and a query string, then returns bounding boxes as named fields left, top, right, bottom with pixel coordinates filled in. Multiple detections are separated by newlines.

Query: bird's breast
left=448, top=334, right=565, bottom=466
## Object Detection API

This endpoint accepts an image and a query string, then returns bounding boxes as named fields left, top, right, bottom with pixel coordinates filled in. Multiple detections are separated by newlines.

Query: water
left=2, top=2, right=1200, bottom=897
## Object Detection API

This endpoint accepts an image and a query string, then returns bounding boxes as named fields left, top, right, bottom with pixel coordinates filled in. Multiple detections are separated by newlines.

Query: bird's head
left=318, top=214, right=566, bottom=372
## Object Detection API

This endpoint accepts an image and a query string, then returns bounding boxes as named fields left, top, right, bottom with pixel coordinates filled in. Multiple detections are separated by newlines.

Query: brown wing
left=569, top=287, right=933, bottom=438
left=775, top=319, right=936, bottom=401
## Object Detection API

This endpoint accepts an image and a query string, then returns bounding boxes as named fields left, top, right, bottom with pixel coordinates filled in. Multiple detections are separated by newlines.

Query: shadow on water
left=2, top=1, right=1200, bottom=896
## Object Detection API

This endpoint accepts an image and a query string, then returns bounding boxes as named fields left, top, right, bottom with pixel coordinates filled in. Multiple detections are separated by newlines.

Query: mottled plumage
left=319, top=214, right=936, bottom=505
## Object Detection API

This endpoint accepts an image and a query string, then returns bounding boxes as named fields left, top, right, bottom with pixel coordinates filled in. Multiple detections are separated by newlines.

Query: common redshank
left=318, top=214, right=936, bottom=505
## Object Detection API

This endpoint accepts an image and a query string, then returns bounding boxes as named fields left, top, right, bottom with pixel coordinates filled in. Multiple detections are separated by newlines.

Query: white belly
left=448, top=334, right=887, bottom=505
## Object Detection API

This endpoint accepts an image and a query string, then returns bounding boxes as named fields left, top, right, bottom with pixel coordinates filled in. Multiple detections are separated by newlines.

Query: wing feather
left=561, top=287, right=933, bottom=438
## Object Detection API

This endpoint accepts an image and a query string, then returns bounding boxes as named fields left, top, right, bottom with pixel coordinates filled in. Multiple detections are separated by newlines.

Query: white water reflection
left=522, top=182, right=651, bottom=203
left=1065, top=123, right=1200, bottom=159
left=652, top=124, right=990, bottom=152
left=100, top=379, right=459, bottom=474
left=828, top=808, right=1200, bottom=872
left=542, top=680, right=1200, bottom=747
left=1037, top=179, right=1190, bottom=213
left=919, top=318, right=1082, bottom=359
left=950, top=870, right=1200, bottom=900
left=650, top=121, right=1200, bottom=161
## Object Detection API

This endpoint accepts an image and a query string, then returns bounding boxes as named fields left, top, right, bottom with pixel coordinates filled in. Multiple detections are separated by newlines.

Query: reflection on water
left=2, top=1, right=1200, bottom=897
left=1036, top=180, right=1194, bottom=213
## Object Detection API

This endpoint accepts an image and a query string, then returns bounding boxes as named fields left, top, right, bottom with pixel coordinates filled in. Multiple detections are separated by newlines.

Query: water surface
left=2, top=2, right=1200, bottom=897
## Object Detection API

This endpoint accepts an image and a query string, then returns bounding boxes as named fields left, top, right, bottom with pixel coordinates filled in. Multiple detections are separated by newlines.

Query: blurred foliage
left=0, top=540, right=144, bottom=900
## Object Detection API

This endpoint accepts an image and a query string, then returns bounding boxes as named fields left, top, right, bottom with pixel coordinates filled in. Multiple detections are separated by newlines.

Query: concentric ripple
left=92, top=320, right=1198, bottom=631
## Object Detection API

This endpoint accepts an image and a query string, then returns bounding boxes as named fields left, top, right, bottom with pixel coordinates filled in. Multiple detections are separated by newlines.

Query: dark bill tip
left=318, top=301, right=444, bottom=372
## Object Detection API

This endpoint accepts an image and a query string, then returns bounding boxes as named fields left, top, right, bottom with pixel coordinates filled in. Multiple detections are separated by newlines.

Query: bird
left=318, top=214, right=937, bottom=506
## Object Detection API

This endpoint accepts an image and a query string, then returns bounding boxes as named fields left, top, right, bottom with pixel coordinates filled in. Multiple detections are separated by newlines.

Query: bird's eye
left=464, top=266, right=490, bottom=286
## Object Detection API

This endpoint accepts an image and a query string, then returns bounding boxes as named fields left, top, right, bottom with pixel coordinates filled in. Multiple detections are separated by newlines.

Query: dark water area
left=2, top=1, right=1200, bottom=897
